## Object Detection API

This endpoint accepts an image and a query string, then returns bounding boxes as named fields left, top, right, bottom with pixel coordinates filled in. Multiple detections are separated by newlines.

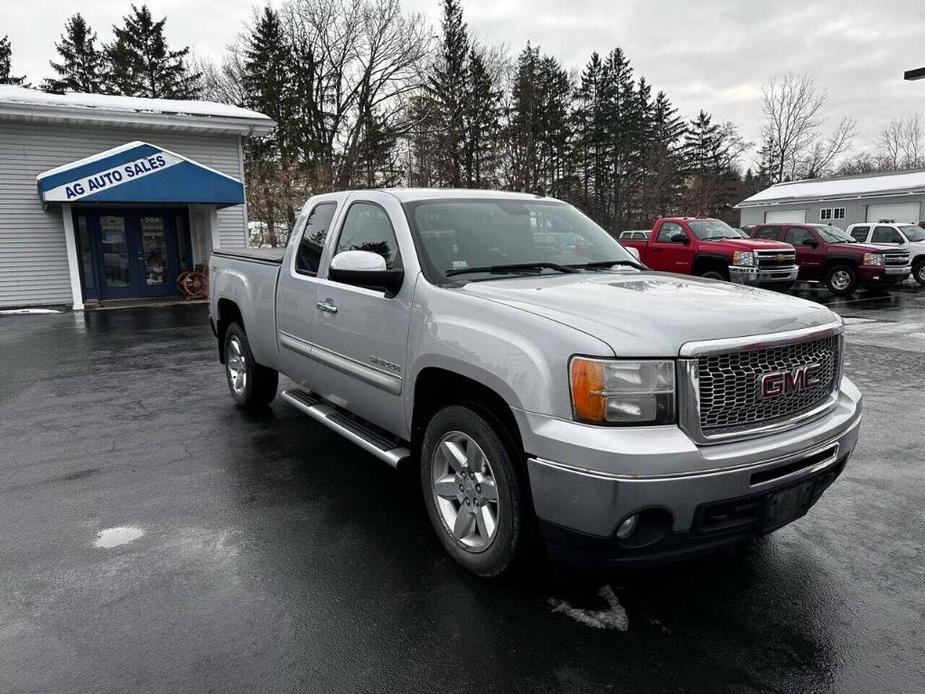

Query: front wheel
left=913, top=259, right=925, bottom=286
left=223, top=322, right=278, bottom=409
left=825, top=265, right=858, bottom=296
left=420, top=405, right=531, bottom=577
left=699, top=268, right=729, bottom=281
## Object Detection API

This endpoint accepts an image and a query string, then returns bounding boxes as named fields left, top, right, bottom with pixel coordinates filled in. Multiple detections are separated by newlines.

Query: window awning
left=36, top=141, right=244, bottom=208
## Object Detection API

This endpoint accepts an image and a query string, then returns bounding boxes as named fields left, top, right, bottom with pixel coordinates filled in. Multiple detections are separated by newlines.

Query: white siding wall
left=0, top=121, right=247, bottom=307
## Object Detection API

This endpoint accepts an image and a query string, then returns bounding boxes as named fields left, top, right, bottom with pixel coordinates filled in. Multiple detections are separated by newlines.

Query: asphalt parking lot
left=1, top=284, right=923, bottom=693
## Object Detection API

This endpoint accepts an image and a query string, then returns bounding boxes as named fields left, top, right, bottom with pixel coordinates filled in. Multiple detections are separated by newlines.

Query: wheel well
left=216, top=298, right=243, bottom=364
left=824, top=258, right=859, bottom=273
left=693, top=255, right=729, bottom=277
left=411, top=368, right=523, bottom=456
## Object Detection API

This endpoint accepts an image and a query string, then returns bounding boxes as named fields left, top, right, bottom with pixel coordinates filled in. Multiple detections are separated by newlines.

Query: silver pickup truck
left=209, top=189, right=862, bottom=576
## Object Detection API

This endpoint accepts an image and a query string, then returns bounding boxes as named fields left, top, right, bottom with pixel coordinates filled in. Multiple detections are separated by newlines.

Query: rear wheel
left=913, top=259, right=925, bottom=286
left=420, top=405, right=530, bottom=577
left=825, top=265, right=858, bottom=296
left=223, top=322, right=278, bottom=409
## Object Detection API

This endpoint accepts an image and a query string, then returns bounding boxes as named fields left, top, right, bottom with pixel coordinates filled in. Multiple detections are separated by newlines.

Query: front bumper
left=729, top=265, right=799, bottom=285
left=861, top=265, right=911, bottom=284
left=515, top=377, right=862, bottom=566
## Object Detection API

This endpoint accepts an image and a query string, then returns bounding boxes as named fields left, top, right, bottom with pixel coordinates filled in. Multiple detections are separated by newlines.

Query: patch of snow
left=740, top=169, right=925, bottom=206
left=0, top=85, right=271, bottom=122
left=548, top=585, right=629, bottom=631
left=0, top=308, right=62, bottom=315
left=94, top=526, right=145, bottom=548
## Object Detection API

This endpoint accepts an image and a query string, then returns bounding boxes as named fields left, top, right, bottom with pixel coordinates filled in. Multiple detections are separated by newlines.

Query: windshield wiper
left=446, top=262, right=579, bottom=277
left=570, top=259, right=646, bottom=271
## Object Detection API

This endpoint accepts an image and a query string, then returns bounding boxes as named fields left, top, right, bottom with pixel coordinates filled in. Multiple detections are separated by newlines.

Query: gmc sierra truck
left=618, top=217, right=799, bottom=286
left=209, top=189, right=862, bottom=577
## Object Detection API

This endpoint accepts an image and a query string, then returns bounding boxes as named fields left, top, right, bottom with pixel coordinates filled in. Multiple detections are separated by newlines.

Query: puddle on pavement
left=94, top=526, right=145, bottom=548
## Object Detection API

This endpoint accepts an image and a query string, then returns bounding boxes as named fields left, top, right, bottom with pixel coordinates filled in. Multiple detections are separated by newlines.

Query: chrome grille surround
left=883, top=252, right=910, bottom=267
left=755, top=249, right=797, bottom=269
left=678, top=322, right=844, bottom=445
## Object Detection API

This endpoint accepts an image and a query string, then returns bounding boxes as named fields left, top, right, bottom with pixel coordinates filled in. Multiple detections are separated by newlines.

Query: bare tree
left=877, top=115, right=923, bottom=170
left=761, top=72, right=854, bottom=182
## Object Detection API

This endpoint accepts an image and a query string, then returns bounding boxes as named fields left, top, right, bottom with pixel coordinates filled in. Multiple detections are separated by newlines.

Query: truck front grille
left=883, top=252, right=910, bottom=267
left=697, top=335, right=840, bottom=431
left=755, top=250, right=796, bottom=269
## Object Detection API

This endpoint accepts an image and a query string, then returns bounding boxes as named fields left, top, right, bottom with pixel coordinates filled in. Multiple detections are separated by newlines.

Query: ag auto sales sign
left=42, top=150, right=183, bottom=202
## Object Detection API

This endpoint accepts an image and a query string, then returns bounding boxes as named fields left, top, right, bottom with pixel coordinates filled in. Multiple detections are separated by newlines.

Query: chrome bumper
left=729, top=265, right=799, bottom=284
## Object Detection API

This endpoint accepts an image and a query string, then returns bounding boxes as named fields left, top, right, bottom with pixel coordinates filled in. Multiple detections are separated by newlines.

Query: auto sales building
left=737, top=170, right=925, bottom=228
left=0, top=86, right=274, bottom=309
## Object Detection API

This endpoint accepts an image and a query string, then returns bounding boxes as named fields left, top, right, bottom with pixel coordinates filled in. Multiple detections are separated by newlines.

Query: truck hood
left=699, top=238, right=792, bottom=251
left=459, top=271, right=837, bottom=357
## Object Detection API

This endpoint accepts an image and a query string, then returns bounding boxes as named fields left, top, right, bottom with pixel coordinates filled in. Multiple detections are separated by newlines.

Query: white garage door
left=865, top=202, right=921, bottom=223
left=764, top=209, right=807, bottom=223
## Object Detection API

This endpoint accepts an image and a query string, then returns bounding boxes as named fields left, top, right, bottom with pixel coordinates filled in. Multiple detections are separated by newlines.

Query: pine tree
left=42, top=14, right=105, bottom=93
left=638, top=90, right=685, bottom=222
left=106, top=4, right=200, bottom=98
left=572, top=52, right=607, bottom=218
left=599, top=47, right=640, bottom=232
left=0, top=34, right=27, bottom=86
left=462, top=49, right=501, bottom=187
left=427, top=0, right=470, bottom=186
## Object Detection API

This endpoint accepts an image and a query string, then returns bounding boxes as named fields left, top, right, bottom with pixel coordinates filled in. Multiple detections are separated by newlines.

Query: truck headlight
left=863, top=253, right=884, bottom=267
left=732, top=250, right=755, bottom=267
left=569, top=357, right=675, bottom=425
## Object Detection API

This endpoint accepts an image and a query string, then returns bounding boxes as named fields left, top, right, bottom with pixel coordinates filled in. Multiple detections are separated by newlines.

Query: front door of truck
left=310, top=194, right=414, bottom=435
left=647, top=221, right=694, bottom=273
left=785, top=226, right=825, bottom=281
left=276, top=200, right=342, bottom=390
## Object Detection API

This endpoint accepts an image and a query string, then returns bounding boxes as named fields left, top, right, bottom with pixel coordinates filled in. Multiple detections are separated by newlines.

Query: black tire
left=699, top=268, right=729, bottom=281
left=223, top=322, right=278, bottom=409
left=420, top=405, right=531, bottom=577
left=913, top=259, right=925, bottom=287
left=825, top=265, right=858, bottom=296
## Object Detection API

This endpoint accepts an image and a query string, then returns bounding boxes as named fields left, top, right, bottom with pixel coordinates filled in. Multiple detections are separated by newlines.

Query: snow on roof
left=0, top=85, right=274, bottom=134
left=737, top=169, right=925, bottom=207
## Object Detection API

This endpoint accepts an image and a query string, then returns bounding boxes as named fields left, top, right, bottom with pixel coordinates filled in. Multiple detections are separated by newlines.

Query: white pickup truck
left=209, top=189, right=862, bottom=576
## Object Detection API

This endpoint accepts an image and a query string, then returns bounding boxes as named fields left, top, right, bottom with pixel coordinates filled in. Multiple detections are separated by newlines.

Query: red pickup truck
left=619, top=217, right=799, bottom=287
left=748, top=222, right=912, bottom=295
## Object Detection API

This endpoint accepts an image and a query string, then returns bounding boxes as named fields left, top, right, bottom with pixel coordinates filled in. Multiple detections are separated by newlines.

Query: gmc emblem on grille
left=759, top=363, right=822, bottom=399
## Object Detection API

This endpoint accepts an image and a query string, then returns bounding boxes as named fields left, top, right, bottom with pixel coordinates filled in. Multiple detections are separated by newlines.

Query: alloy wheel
left=227, top=336, right=248, bottom=396
left=830, top=270, right=852, bottom=291
left=431, top=431, right=500, bottom=552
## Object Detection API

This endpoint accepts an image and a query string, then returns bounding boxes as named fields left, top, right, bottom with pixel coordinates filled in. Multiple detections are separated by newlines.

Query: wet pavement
left=1, top=284, right=923, bottom=693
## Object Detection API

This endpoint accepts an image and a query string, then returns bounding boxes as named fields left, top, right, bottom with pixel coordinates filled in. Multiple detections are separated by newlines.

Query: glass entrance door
left=76, top=208, right=190, bottom=301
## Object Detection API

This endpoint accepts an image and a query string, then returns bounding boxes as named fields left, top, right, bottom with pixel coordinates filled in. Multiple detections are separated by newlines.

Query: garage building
left=0, top=86, right=273, bottom=310
left=736, top=170, right=925, bottom=228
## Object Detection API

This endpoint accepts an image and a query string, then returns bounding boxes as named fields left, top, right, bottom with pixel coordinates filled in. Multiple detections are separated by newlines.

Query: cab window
left=334, top=202, right=402, bottom=269
left=656, top=222, right=685, bottom=243
left=849, top=226, right=869, bottom=242
left=295, top=202, right=337, bottom=275
left=755, top=226, right=781, bottom=240
left=872, top=226, right=903, bottom=244
left=785, top=227, right=816, bottom=246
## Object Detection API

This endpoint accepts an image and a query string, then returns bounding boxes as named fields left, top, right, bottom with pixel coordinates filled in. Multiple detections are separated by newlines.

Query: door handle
left=316, top=300, right=338, bottom=314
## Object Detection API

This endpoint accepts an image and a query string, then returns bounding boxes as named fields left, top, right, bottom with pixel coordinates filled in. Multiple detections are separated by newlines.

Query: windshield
left=900, top=225, right=925, bottom=242
left=688, top=219, right=747, bottom=240
left=811, top=224, right=855, bottom=243
left=406, top=199, right=639, bottom=282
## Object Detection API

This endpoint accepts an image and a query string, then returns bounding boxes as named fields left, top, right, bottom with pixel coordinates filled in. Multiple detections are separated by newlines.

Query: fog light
left=616, top=514, right=639, bottom=539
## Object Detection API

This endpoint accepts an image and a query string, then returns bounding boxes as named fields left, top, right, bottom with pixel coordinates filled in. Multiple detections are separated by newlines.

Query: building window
left=820, top=208, right=832, bottom=220
left=834, top=207, right=845, bottom=220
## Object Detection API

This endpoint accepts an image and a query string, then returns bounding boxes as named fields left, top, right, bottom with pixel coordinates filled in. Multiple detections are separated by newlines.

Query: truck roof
left=370, top=188, right=549, bottom=203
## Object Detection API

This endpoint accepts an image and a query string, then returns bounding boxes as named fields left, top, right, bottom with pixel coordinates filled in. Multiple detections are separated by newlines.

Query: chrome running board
left=280, top=389, right=410, bottom=468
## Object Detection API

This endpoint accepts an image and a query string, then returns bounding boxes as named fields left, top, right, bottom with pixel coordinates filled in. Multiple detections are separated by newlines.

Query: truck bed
left=212, top=247, right=285, bottom=265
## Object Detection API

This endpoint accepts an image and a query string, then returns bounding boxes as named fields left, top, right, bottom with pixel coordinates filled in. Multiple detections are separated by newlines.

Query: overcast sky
left=6, top=0, right=925, bottom=167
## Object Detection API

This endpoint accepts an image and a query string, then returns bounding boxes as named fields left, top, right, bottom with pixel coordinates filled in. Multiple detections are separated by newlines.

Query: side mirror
left=624, top=246, right=641, bottom=262
left=328, top=250, right=404, bottom=295
left=670, top=232, right=690, bottom=245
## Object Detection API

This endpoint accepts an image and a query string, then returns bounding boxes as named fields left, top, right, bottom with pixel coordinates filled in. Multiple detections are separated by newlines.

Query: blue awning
left=36, top=141, right=244, bottom=207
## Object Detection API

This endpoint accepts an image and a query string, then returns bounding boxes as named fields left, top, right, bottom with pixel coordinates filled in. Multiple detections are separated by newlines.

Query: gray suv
left=209, top=189, right=862, bottom=576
